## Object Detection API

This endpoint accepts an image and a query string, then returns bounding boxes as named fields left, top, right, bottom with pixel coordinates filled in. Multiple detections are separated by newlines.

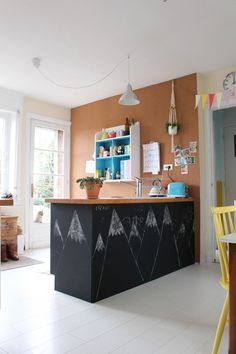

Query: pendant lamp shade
left=119, top=83, right=140, bottom=106
left=118, top=55, right=140, bottom=106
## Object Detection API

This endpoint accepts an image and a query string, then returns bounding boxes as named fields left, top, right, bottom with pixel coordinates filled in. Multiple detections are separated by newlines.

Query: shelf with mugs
left=94, top=121, right=140, bottom=182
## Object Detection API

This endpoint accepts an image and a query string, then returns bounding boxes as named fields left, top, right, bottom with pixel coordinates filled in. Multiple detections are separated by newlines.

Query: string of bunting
left=195, top=91, right=236, bottom=110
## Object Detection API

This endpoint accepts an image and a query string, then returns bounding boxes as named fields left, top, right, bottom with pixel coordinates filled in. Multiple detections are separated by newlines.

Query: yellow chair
left=211, top=205, right=236, bottom=354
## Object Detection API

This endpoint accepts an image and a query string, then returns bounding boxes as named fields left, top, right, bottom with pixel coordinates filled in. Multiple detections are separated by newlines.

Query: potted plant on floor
left=76, top=177, right=103, bottom=199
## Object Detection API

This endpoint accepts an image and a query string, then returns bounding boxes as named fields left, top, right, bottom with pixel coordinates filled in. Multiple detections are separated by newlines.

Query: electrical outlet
left=163, top=164, right=173, bottom=171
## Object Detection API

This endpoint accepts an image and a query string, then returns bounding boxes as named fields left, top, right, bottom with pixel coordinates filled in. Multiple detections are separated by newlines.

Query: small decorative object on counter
left=115, top=171, right=121, bottom=179
left=124, top=117, right=130, bottom=135
left=76, top=177, right=103, bottom=199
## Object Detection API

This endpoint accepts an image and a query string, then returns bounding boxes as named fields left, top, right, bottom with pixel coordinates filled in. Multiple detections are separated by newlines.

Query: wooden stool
left=1, top=216, right=19, bottom=261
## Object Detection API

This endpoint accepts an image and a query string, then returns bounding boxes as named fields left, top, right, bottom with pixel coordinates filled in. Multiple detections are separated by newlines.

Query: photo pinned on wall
left=175, top=157, right=187, bottom=166
left=181, top=165, right=188, bottom=174
left=181, top=148, right=191, bottom=157
left=173, top=145, right=181, bottom=158
left=186, top=156, right=196, bottom=164
left=189, top=141, right=197, bottom=153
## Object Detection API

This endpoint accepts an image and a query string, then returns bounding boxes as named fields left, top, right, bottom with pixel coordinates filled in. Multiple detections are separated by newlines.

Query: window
left=0, top=110, right=18, bottom=199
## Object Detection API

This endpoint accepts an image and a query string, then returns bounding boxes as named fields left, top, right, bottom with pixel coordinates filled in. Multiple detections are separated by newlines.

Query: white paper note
left=143, top=142, right=160, bottom=174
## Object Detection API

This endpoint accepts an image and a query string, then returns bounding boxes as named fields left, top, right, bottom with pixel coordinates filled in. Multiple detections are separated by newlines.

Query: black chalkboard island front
left=46, top=197, right=194, bottom=303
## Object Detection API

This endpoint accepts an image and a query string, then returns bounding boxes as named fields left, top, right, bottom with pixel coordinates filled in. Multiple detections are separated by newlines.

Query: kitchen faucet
left=135, top=177, right=142, bottom=198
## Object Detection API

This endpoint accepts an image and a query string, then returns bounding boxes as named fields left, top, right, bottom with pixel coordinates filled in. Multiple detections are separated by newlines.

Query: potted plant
left=165, top=122, right=180, bottom=136
left=76, top=177, right=103, bottom=199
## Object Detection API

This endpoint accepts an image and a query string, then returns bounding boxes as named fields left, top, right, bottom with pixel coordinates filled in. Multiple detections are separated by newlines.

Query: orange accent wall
left=71, top=73, right=200, bottom=261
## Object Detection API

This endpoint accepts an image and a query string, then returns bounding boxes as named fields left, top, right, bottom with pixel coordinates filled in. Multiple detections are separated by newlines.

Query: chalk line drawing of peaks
left=129, top=217, right=141, bottom=241
left=67, top=210, right=86, bottom=244
left=163, top=205, right=172, bottom=226
left=94, top=233, right=105, bottom=255
left=177, top=223, right=186, bottom=241
left=96, top=209, right=144, bottom=299
left=108, top=209, right=125, bottom=237
left=53, top=219, right=63, bottom=245
left=146, top=208, right=158, bottom=229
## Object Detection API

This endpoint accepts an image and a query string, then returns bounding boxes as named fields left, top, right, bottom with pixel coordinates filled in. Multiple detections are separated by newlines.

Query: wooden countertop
left=46, top=197, right=193, bottom=205
left=0, top=199, right=14, bottom=206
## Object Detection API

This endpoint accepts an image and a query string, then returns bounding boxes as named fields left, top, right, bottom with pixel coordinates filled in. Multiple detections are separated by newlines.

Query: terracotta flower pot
left=85, top=183, right=101, bottom=199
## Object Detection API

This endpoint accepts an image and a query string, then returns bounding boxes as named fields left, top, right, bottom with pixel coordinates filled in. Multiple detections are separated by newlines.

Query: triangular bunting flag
left=208, top=93, right=215, bottom=109
left=195, top=95, right=201, bottom=109
left=201, top=94, right=208, bottom=109
left=215, top=93, right=223, bottom=109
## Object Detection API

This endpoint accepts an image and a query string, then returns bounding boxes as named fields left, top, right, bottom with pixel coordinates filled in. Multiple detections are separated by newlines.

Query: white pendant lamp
left=119, top=55, right=140, bottom=106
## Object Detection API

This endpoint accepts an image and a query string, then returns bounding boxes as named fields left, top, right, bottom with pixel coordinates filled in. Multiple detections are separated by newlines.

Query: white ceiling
left=0, top=0, right=235, bottom=108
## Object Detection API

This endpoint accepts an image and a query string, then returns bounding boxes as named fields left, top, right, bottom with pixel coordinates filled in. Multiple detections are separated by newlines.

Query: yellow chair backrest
left=211, top=206, right=236, bottom=288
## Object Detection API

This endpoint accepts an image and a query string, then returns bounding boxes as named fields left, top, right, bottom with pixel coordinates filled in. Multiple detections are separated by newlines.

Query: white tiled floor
left=0, top=248, right=228, bottom=353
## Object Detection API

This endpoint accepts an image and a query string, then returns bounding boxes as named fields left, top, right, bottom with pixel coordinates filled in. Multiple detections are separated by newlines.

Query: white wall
left=1, top=94, right=70, bottom=239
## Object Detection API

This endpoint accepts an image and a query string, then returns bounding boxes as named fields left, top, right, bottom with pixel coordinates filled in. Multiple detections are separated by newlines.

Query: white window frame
left=0, top=109, right=20, bottom=201
left=25, top=113, right=71, bottom=249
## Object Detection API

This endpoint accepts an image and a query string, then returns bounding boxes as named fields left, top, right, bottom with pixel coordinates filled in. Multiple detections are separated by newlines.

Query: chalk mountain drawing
left=93, top=233, right=106, bottom=297
left=93, top=233, right=105, bottom=255
left=55, top=210, right=90, bottom=275
left=96, top=209, right=144, bottom=300
left=54, top=219, right=63, bottom=244
left=138, top=207, right=161, bottom=280
left=177, top=223, right=186, bottom=241
left=108, top=209, right=124, bottom=237
left=68, top=210, right=86, bottom=243
left=51, top=219, right=64, bottom=274
left=129, top=216, right=142, bottom=259
left=55, top=209, right=91, bottom=298
left=150, top=205, right=180, bottom=279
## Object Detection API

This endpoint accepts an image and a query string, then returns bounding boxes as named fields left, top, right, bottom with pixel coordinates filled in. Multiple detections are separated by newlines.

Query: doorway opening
left=212, top=106, right=236, bottom=260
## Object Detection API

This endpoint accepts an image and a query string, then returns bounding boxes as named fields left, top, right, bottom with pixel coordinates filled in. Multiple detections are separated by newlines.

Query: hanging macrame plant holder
left=168, top=81, right=178, bottom=152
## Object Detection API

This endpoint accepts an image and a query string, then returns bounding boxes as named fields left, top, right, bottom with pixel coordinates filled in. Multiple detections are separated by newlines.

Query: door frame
left=25, top=113, right=71, bottom=249
left=199, top=102, right=236, bottom=262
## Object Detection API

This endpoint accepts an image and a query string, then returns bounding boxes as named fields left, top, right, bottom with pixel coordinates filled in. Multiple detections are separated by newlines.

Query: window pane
left=33, top=151, right=64, bottom=175
left=34, top=127, right=64, bottom=151
left=33, top=175, right=64, bottom=200
left=0, top=119, right=4, bottom=195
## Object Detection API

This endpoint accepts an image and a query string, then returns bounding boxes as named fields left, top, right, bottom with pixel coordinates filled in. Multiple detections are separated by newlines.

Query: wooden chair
left=211, top=205, right=236, bottom=354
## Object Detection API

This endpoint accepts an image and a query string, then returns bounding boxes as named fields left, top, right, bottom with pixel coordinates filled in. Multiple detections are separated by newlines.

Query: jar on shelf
left=101, top=129, right=108, bottom=140
left=106, top=168, right=111, bottom=180
left=115, top=171, right=121, bottom=179
left=124, top=117, right=130, bottom=135
left=117, top=145, right=124, bottom=155
left=113, top=145, right=118, bottom=155
left=98, top=146, right=104, bottom=157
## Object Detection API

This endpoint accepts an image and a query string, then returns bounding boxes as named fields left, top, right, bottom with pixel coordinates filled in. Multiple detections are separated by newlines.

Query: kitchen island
left=47, top=197, right=194, bottom=302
